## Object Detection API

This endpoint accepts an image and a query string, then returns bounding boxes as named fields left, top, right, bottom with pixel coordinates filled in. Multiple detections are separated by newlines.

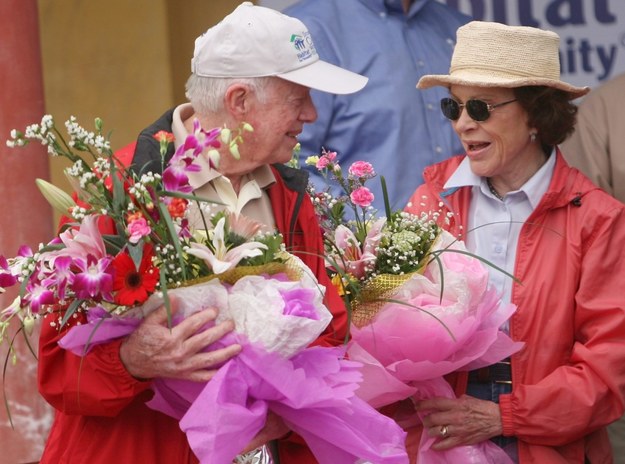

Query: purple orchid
left=178, top=217, right=191, bottom=239
left=1, top=246, right=38, bottom=291
left=162, top=120, right=222, bottom=194
left=72, top=254, right=114, bottom=301
left=46, top=256, right=75, bottom=301
left=0, top=255, right=18, bottom=289
left=162, top=150, right=198, bottom=193
left=23, top=278, right=56, bottom=314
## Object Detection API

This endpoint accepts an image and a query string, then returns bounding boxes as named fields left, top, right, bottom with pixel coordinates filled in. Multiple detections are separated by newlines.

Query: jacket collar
left=425, top=148, right=601, bottom=210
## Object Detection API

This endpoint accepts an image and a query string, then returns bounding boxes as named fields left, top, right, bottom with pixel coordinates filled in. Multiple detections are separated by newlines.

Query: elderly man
left=37, top=3, right=366, bottom=463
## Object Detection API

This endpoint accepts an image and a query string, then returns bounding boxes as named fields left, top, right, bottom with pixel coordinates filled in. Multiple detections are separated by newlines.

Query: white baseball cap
left=191, top=2, right=368, bottom=95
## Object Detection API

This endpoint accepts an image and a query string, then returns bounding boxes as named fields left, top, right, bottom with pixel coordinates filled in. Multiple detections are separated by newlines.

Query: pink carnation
left=348, top=161, right=375, bottom=178
left=316, top=151, right=337, bottom=169
left=127, top=217, right=152, bottom=244
left=350, top=187, right=374, bottom=207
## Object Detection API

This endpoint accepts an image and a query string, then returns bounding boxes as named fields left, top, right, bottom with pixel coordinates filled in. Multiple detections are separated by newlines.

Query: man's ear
left=224, top=83, right=250, bottom=117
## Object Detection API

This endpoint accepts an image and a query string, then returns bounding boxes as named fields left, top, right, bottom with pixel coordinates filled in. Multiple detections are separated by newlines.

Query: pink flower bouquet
left=305, top=151, right=523, bottom=463
left=347, top=231, right=523, bottom=463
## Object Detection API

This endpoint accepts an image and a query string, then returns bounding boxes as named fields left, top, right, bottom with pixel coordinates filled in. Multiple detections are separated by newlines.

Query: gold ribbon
left=180, top=259, right=301, bottom=287
left=350, top=267, right=428, bottom=329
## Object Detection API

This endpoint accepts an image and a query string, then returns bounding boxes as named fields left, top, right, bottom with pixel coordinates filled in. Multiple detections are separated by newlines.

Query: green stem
left=380, top=176, right=392, bottom=222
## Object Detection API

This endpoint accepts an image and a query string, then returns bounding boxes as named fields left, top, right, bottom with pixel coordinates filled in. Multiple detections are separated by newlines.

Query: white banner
left=444, top=0, right=625, bottom=88
left=261, top=0, right=625, bottom=89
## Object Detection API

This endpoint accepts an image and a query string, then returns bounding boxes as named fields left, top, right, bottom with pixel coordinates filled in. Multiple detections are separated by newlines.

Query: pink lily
left=53, top=215, right=107, bottom=261
left=331, top=218, right=385, bottom=279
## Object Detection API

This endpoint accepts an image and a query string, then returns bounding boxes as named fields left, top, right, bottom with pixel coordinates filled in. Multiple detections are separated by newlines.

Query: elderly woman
left=405, top=21, right=625, bottom=463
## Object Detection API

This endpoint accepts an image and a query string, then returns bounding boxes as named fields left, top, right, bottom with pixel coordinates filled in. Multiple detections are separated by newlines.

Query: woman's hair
left=513, top=86, right=578, bottom=150
left=185, top=74, right=272, bottom=114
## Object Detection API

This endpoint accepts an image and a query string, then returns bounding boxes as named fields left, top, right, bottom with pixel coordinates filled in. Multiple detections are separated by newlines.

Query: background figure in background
left=284, top=0, right=470, bottom=212
left=561, top=72, right=625, bottom=203
left=561, top=71, right=625, bottom=464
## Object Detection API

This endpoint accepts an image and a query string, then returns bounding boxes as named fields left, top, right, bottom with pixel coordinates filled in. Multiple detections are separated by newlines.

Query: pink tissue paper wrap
left=347, top=231, right=524, bottom=463
left=60, top=256, right=409, bottom=464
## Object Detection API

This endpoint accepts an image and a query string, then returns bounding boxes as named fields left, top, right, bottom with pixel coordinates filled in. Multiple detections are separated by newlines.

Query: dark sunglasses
left=440, top=97, right=517, bottom=122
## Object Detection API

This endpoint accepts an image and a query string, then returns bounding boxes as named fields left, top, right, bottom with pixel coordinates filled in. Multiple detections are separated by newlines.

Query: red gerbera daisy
left=112, top=244, right=160, bottom=306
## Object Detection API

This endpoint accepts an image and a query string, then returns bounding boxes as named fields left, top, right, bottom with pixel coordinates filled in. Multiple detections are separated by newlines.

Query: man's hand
left=119, top=297, right=241, bottom=381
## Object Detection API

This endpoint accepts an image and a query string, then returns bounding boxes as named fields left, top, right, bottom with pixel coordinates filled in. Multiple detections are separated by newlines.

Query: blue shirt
left=285, top=0, right=470, bottom=213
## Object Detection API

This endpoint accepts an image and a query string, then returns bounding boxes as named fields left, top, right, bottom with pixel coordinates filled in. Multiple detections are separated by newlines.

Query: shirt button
left=427, top=103, right=434, bottom=110
left=494, top=245, right=504, bottom=254
left=435, top=146, right=443, bottom=153
left=379, top=11, right=387, bottom=18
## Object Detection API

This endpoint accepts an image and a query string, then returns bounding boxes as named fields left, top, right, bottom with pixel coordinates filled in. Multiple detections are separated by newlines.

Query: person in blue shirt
left=284, top=0, right=471, bottom=212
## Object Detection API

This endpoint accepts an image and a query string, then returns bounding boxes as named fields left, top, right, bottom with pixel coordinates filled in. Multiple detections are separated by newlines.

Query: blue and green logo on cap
left=290, top=32, right=315, bottom=62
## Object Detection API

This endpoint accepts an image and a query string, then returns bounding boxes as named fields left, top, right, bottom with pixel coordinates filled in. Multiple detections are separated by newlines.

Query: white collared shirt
left=444, top=150, right=556, bottom=318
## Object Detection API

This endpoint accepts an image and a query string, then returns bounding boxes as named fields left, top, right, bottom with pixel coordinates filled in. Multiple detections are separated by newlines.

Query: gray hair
left=185, top=74, right=272, bottom=114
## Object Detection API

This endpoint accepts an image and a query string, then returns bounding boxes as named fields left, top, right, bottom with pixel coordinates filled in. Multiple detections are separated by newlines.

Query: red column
left=0, top=1, right=54, bottom=462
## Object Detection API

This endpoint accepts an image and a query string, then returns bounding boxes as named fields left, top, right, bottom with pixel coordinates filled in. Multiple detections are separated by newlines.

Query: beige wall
left=40, top=0, right=175, bottom=214
left=42, top=0, right=244, bottom=221
left=0, top=1, right=242, bottom=462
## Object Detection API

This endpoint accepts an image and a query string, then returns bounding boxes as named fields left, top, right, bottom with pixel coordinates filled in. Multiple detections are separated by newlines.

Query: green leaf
left=161, top=190, right=225, bottom=206
left=157, top=201, right=187, bottom=282
left=109, top=162, right=127, bottom=223
left=374, top=297, right=456, bottom=341
left=102, top=233, right=126, bottom=255
left=428, top=248, right=521, bottom=284
left=59, top=299, right=84, bottom=329
left=380, top=175, right=392, bottom=221
left=159, top=269, right=173, bottom=331
left=127, top=241, right=145, bottom=269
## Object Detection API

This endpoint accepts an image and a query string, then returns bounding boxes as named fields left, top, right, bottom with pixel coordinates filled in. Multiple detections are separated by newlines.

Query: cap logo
left=290, top=31, right=316, bottom=63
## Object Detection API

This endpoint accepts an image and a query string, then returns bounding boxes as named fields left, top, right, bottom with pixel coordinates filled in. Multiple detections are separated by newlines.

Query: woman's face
left=448, top=85, right=544, bottom=183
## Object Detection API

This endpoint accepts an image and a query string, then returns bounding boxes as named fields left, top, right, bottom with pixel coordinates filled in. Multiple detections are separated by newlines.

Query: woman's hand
left=119, top=296, right=241, bottom=381
left=415, top=395, right=504, bottom=450
left=239, top=412, right=290, bottom=455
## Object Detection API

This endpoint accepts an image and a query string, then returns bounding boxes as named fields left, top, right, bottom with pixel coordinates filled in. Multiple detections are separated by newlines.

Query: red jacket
left=38, top=137, right=347, bottom=463
left=405, top=151, right=625, bottom=464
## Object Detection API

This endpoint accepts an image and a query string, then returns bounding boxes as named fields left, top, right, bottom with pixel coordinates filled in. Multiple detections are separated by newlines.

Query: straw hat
left=417, top=21, right=589, bottom=99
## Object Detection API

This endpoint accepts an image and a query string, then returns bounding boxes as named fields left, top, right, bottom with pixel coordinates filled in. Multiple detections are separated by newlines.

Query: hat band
left=451, top=63, right=561, bottom=81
